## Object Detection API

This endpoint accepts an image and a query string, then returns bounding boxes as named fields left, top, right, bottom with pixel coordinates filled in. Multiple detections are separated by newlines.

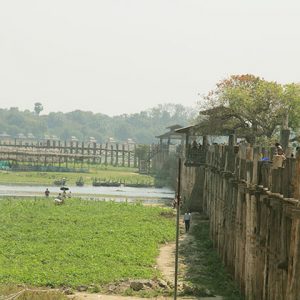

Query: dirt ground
left=68, top=294, right=221, bottom=300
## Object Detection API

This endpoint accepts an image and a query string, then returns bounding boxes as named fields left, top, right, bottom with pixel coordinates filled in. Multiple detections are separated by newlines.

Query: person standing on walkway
left=275, top=142, right=284, bottom=155
left=183, top=212, right=191, bottom=233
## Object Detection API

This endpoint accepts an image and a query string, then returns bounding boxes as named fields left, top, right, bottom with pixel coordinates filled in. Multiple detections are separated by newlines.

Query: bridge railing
left=183, top=145, right=206, bottom=167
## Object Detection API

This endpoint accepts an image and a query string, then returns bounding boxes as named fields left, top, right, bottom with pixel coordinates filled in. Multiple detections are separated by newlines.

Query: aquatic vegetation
left=0, top=198, right=175, bottom=288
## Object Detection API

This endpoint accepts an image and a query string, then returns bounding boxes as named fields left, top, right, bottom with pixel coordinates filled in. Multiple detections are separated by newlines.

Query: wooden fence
left=180, top=143, right=300, bottom=300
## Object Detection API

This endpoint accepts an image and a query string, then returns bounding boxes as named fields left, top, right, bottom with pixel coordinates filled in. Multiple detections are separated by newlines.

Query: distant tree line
left=0, top=103, right=196, bottom=144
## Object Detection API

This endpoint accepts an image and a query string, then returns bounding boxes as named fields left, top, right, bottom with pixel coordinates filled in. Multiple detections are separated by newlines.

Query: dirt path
left=156, top=242, right=176, bottom=284
left=69, top=212, right=222, bottom=300
left=156, top=213, right=222, bottom=300
left=68, top=294, right=168, bottom=300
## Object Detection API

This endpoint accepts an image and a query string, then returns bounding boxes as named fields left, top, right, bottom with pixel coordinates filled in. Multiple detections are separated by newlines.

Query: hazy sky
left=0, top=0, right=299, bottom=116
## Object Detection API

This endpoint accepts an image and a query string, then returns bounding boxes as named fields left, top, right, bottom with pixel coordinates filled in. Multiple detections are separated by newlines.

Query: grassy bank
left=0, top=165, right=154, bottom=186
left=0, top=198, right=175, bottom=289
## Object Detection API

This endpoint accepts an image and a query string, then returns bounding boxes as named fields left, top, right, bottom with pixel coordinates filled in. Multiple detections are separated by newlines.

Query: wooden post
left=111, top=144, right=114, bottom=166
left=99, top=144, right=102, bottom=164
left=203, top=135, right=208, bottom=147
left=134, top=144, right=137, bottom=168
left=93, top=142, right=96, bottom=164
left=87, top=143, right=91, bottom=165
left=281, top=112, right=290, bottom=151
left=228, top=132, right=236, bottom=147
left=286, top=217, right=300, bottom=299
left=185, top=132, right=189, bottom=158
left=281, top=129, right=290, bottom=152
left=122, top=144, right=125, bottom=167
left=64, top=140, right=68, bottom=168
left=116, top=143, right=119, bottom=166
left=76, top=141, right=79, bottom=154
left=105, top=143, right=108, bottom=165
left=127, top=144, right=130, bottom=167
left=58, top=141, right=61, bottom=167
left=70, top=141, right=73, bottom=154
left=174, top=157, right=181, bottom=300
left=81, top=142, right=84, bottom=168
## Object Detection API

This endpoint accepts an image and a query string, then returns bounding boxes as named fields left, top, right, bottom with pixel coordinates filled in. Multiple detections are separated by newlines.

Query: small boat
left=92, top=178, right=120, bottom=187
left=53, top=178, right=67, bottom=186
left=76, top=177, right=84, bottom=186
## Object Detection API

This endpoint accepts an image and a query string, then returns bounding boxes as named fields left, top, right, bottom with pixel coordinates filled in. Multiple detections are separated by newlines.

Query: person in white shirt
left=54, top=193, right=64, bottom=205
left=183, top=212, right=191, bottom=232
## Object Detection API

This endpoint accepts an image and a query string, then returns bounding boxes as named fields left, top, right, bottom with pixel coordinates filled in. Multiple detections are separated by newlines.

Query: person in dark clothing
left=45, top=188, right=50, bottom=197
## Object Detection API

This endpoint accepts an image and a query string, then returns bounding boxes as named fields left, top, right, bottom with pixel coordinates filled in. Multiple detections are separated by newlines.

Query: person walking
left=183, top=212, right=191, bottom=233
left=62, top=190, right=67, bottom=199
left=45, top=188, right=50, bottom=197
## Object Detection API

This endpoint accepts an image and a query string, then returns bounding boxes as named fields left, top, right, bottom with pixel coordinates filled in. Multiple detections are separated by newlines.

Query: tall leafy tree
left=198, top=74, right=300, bottom=143
left=34, top=102, right=43, bottom=116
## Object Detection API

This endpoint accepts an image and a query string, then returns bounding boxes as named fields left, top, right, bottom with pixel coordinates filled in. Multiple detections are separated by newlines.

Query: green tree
left=135, top=144, right=150, bottom=160
left=34, top=102, right=43, bottom=116
left=198, top=74, right=300, bottom=143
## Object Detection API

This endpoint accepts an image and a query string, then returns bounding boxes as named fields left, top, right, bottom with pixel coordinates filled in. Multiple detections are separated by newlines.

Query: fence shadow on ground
left=178, top=212, right=244, bottom=300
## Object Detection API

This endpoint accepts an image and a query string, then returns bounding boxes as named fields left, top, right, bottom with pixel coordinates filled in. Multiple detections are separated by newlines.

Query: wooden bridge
left=0, top=139, right=138, bottom=169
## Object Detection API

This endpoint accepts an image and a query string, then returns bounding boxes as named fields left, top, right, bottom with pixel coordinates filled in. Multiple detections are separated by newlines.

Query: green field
left=0, top=198, right=175, bottom=288
left=0, top=165, right=154, bottom=186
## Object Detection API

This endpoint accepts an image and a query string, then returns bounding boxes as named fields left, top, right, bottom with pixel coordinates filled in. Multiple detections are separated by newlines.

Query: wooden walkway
left=0, top=140, right=137, bottom=168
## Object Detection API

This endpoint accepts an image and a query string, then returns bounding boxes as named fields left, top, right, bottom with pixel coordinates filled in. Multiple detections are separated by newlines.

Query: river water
left=0, top=185, right=175, bottom=203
